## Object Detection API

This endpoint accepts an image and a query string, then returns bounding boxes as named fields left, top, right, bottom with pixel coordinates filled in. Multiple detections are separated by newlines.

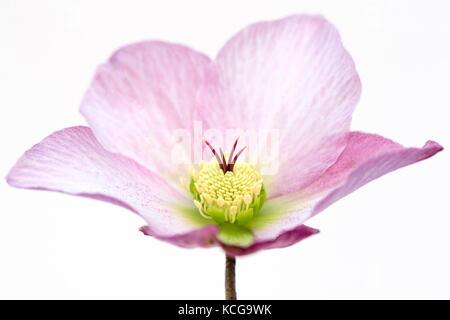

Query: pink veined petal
left=196, top=14, right=361, bottom=196
left=222, top=225, right=319, bottom=257
left=6, top=126, right=212, bottom=238
left=140, top=225, right=219, bottom=249
left=311, top=136, right=443, bottom=215
left=80, top=41, right=212, bottom=190
left=250, top=132, right=443, bottom=242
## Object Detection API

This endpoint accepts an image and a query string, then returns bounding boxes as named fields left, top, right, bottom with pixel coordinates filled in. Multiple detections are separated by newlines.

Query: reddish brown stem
left=225, top=254, right=237, bottom=300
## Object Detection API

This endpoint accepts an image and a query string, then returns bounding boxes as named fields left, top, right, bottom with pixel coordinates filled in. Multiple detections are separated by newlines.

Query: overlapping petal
left=222, top=225, right=319, bottom=256
left=140, top=224, right=219, bottom=249
left=248, top=132, right=443, bottom=242
left=80, top=42, right=212, bottom=190
left=6, top=126, right=212, bottom=238
left=197, top=15, right=361, bottom=196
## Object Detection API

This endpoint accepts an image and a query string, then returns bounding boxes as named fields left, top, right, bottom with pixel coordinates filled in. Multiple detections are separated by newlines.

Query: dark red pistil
left=204, top=138, right=246, bottom=174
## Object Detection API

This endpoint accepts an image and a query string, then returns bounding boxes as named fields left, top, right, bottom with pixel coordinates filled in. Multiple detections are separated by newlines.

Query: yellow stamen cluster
left=187, top=158, right=264, bottom=224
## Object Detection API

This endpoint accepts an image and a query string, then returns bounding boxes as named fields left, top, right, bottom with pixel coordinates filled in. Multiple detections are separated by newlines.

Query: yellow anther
left=189, top=166, right=194, bottom=177
left=190, top=155, right=264, bottom=223
left=243, top=194, right=252, bottom=206
left=192, top=169, right=199, bottom=181
left=252, top=183, right=262, bottom=195
left=179, top=177, right=186, bottom=190
left=194, top=199, right=212, bottom=220
left=232, top=197, right=242, bottom=207
left=217, top=197, right=225, bottom=207
left=204, top=194, right=213, bottom=206
left=229, top=206, right=238, bottom=223
left=194, top=200, right=202, bottom=210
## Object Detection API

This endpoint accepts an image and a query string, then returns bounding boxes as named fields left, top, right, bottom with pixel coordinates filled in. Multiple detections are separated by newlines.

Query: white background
left=1, top=0, right=449, bottom=299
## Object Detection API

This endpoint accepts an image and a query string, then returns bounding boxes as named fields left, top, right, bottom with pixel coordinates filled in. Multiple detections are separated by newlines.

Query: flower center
left=187, top=139, right=266, bottom=225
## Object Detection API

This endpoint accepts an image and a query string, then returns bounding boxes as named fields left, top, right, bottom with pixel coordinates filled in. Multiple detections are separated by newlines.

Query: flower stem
left=225, top=254, right=237, bottom=300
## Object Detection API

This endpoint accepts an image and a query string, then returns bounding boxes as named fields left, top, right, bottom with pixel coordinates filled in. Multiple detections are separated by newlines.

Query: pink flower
left=6, top=15, right=442, bottom=257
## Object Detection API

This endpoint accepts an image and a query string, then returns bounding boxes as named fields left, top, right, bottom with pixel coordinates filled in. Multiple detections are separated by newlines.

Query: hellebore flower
left=6, top=15, right=442, bottom=299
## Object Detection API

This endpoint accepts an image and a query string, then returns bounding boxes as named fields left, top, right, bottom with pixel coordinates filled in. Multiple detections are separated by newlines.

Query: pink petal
left=140, top=225, right=219, bottom=249
left=80, top=41, right=212, bottom=188
left=6, top=126, right=212, bottom=238
left=222, top=225, right=319, bottom=256
left=311, top=134, right=443, bottom=215
left=251, top=132, right=443, bottom=242
left=197, top=15, right=361, bottom=196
